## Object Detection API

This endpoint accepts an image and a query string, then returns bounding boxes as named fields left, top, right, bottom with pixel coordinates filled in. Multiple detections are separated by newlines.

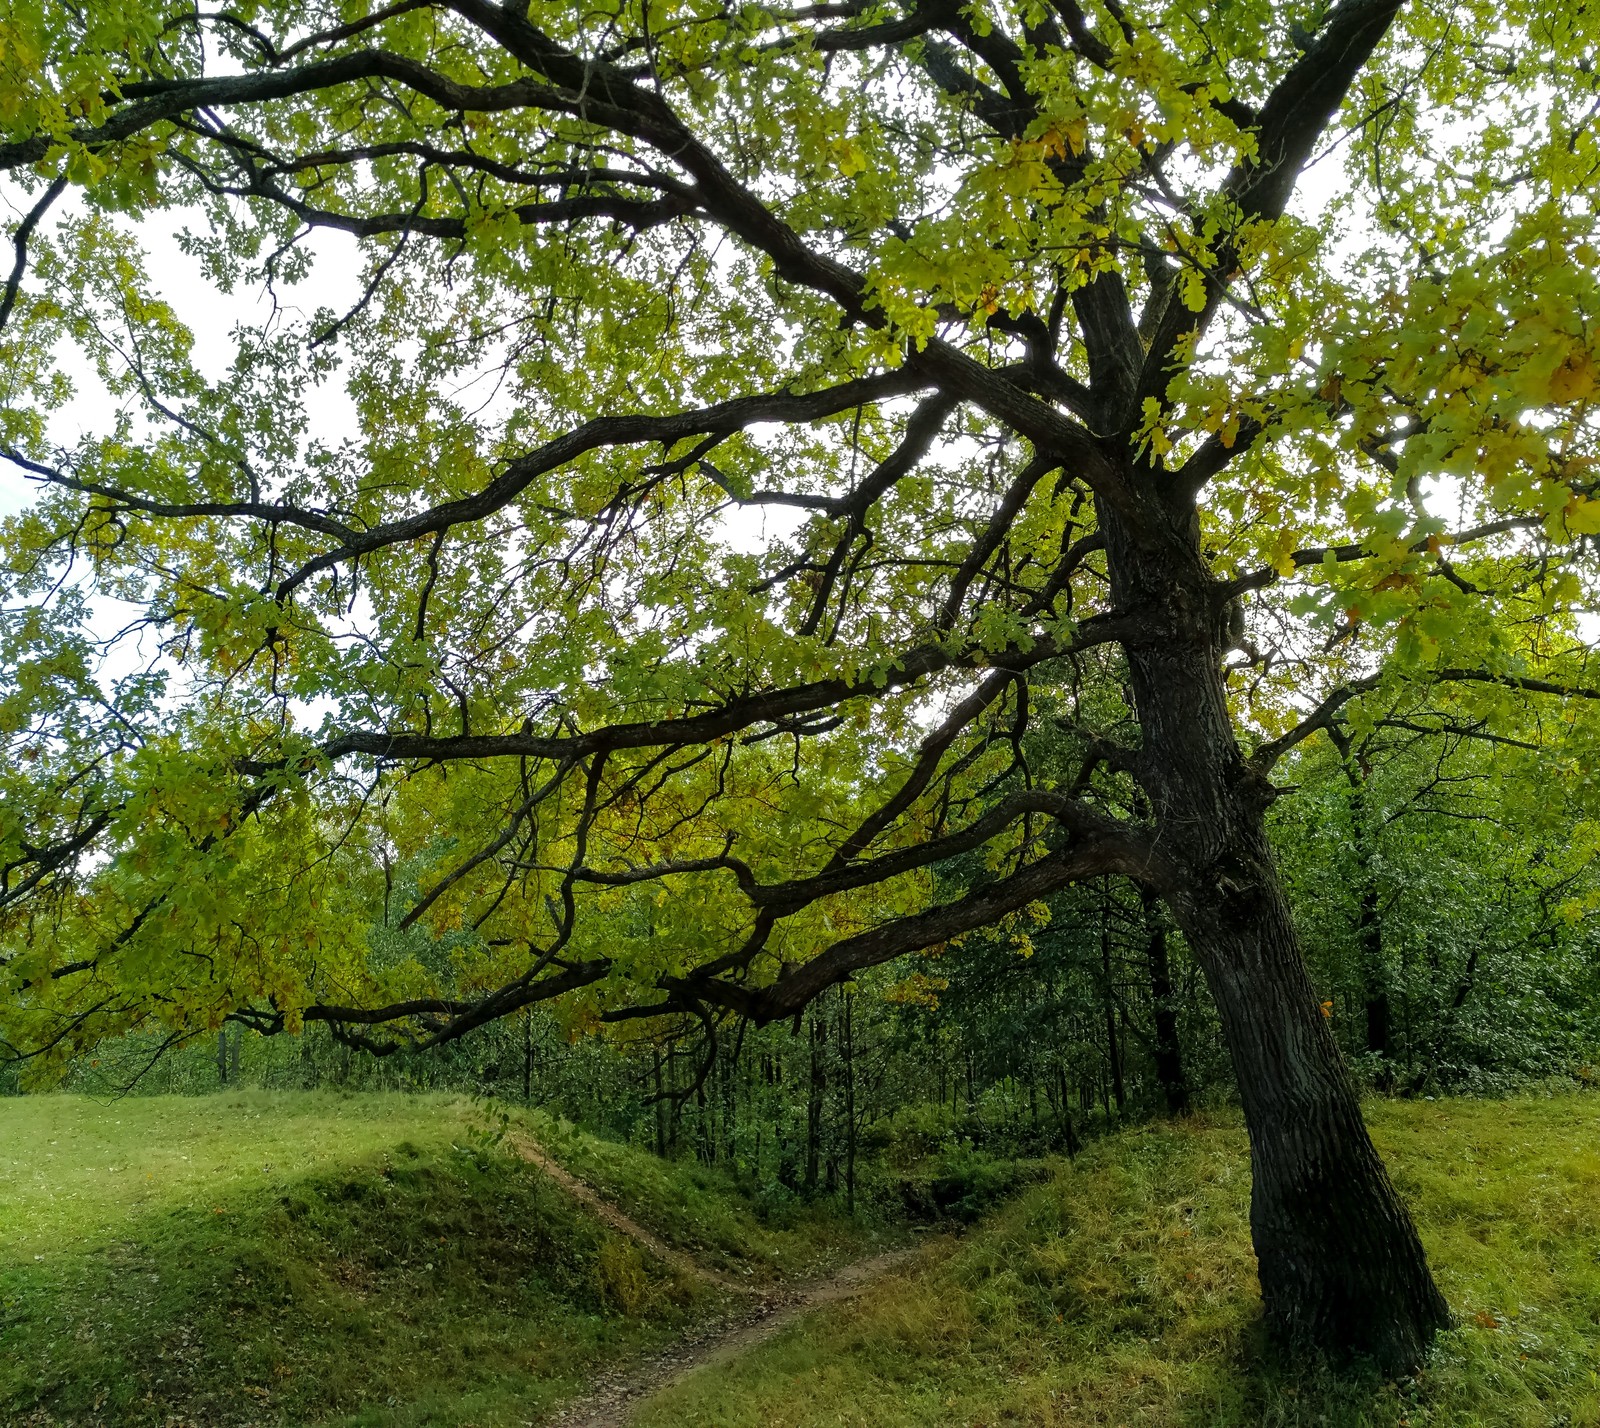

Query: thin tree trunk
left=1054, top=1062, right=1080, bottom=1155
left=1140, top=886, right=1190, bottom=1115
left=775, top=1045, right=797, bottom=1189
left=1100, top=892, right=1126, bottom=1114
left=1328, top=726, right=1393, bottom=1064
left=804, top=1006, right=826, bottom=1195
left=1358, top=882, right=1393, bottom=1059
left=652, top=1050, right=665, bottom=1159
left=842, top=988, right=857, bottom=1215
left=523, top=1013, right=534, bottom=1104
left=667, top=1046, right=682, bottom=1154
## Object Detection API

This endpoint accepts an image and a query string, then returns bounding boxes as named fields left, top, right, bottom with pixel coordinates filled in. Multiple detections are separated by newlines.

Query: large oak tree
left=3, top=0, right=1599, bottom=1369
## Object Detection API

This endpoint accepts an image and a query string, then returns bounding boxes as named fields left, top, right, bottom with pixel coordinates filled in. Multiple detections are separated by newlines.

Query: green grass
left=516, top=1107, right=880, bottom=1282
left=10, top=1091, right=1598, bottom=1427
left=0, top=1090, right=862, bottom=1427
left=630, top=1092, right=1600, bottom=1428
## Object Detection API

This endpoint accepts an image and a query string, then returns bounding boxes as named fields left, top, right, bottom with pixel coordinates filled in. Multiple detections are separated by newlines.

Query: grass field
left=0, top=1091, right=870, bottom=1427
left=6, top=1090, right=1598, bottom=1427
left=630, top=1092, right=1600, bottom=1428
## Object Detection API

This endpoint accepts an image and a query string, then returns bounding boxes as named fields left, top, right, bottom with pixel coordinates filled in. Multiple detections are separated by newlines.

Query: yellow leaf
left=829, top=137, right=868, bottom=177
left=1564, top=495, right=1600, bottom=535
left=1550, top=354, right=1599, bottom=404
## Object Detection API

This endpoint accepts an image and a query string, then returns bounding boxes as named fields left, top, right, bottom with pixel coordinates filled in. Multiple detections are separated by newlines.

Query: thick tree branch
left=680, top=825, right=1175, bottom=1024
left=1135, top=0, right=1406, bottom=428
left=0, top=174, right=68, bottom=336
left=240, top=612, right=1138, bottom=777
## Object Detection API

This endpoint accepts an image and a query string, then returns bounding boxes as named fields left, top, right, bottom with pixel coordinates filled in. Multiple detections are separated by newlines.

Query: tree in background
left=2, top=0, right=1599, bottom=1368
left=1276, top=702, right=1600, bottom=1090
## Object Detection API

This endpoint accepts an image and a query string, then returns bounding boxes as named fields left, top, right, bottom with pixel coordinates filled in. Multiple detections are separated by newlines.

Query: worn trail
left=549, top=1249, right=915, bottom=1428
left=508, top=1132, right=753, bottom=1295
left=507, top=1131, right=914, bottom=1428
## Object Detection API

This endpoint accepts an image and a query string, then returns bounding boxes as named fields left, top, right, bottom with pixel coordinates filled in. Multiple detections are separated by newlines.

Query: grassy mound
left=0, top=1091, right=860, bottom=1427
left=631, top=1092, right=1600, bottom=1428
left=517, top=1108, right=873, bottom=1282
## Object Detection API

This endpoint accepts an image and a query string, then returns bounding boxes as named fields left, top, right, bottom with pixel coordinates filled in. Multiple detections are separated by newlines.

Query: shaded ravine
left=548, top=1249, right=918, bottom=1428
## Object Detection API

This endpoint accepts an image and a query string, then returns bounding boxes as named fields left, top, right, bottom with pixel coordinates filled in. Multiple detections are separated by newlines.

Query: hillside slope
left=0, top=1091, right=872, bottom=1427
left=629, top=1093, right=1600, bottom=1428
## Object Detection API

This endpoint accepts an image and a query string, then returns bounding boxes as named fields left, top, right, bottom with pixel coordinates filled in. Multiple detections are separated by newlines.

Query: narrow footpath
left=508, top=1132, right=755, bottom=1295
left=507, top=1133, right=916, bottom=1428
left=549, top=1250, right=914, bottom=1428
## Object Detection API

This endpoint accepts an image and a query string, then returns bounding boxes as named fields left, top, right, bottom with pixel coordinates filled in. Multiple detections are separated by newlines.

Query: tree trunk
left=1099, top=893, right=1126, bottom=1114
left=721, top=1044, right=737, bottom=1166
left=667, top=1047, right=682, bottom=1153
left=1104, top=505, right=1450, bottom=1370
left=523, top=1013, right=534, bottom=1104
left=1170, top=842, right=1448, bottom=1368
left=1357, top=882, right=1394, bottom=1061
left=694, top=1079, right=711, bottom=1165
left=841, top=987, right=857, bottom=1215
left=775, top=1047, right=798, bottom=1189
left=650, top=1045, right=665, bottom=1156
left=1140, top=886, right=1190, bottom=1115
left=1329, top=726, right=1394, bottom=1064
left=1052, top=1061, right=1079, bottom=1154
left=804, top=1007, right=826, bottom=1195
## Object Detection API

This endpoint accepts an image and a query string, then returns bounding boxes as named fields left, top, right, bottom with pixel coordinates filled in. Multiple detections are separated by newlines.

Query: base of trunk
left=1171, top=828, right=1450, bottom=1372
left=1249, top=1075, right=1452, bottom=1372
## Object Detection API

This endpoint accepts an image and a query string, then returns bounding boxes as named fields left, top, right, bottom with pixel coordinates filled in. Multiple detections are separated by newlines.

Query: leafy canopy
left=0, top=0, right=1597, bottom=1072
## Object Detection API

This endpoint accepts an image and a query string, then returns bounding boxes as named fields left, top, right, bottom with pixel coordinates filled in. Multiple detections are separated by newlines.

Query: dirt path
left=507, top=1133, right=755, bottom=1295
left=548, top=1248, right=917, bottom=1428
left=507, top=1129, right=917, bottom=1427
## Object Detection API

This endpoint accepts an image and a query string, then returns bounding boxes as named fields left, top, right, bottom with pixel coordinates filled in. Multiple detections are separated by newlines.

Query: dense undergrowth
left=633, top=1092, right=1600, bottom=1428
left=0, top=1091, right=876, bottom=1427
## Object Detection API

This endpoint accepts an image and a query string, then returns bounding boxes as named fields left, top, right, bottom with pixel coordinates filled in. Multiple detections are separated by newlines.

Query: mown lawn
left=631, top=1092, right=1600, bottom=1428
left=0, top=1090, right=860, bottom=1427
